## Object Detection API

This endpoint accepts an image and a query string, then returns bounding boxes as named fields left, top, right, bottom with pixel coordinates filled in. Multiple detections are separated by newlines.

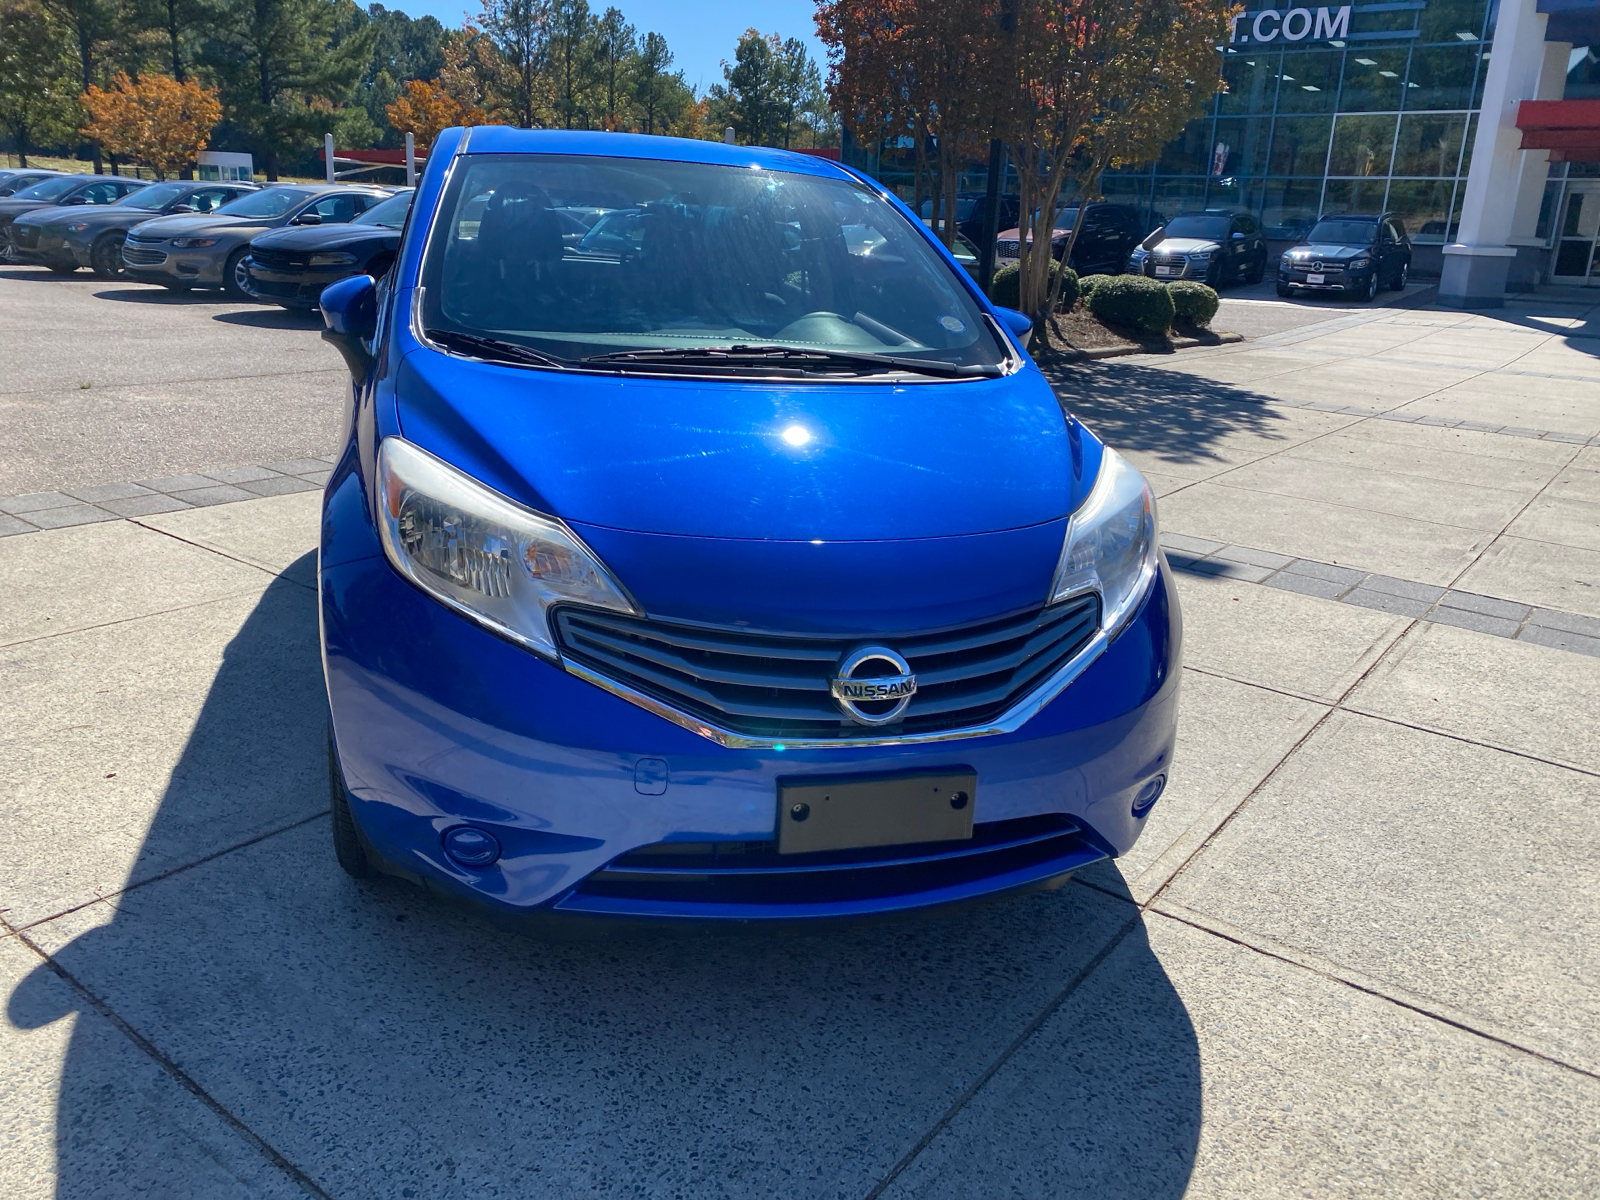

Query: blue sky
left=380, top=0, right=830, bottom=96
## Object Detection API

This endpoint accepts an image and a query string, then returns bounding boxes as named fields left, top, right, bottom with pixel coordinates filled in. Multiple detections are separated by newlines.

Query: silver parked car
left=122, top=184, right=389, bottom=297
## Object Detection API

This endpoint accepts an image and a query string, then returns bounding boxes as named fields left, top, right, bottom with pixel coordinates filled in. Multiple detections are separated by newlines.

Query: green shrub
left=1085, top=274, right=1175, bottom=335
left=988, top=260, right=1078, bottom=311
left=1077, top=274, right=1116, bottom=300
left=1167, top=280, right=1219, bottom=327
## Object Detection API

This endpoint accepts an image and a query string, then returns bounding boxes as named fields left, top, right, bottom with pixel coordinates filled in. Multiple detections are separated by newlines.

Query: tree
left=547, top=0, right=596, bottom=128
left=630, top=30, right=689, bottom=136
left=0, top=0, right=80, bottom=166
left=773, top=37, right=827, bottom=149
left=80, top=71, right=221, bottom=178
left=480, top=0, right=550, bottom=128
left=385, top=75, right=485, bottom=145
left=357, top=4, right=447, bottom=145
left=591, top=5, right=633, bottom=130
left=709, top=29, right=783, bottom=146
left=202, top=0, right=375, bottom=179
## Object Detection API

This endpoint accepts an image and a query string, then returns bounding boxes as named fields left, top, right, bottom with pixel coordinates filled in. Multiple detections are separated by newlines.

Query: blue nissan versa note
left=318, top=126, right=1181, bottom=921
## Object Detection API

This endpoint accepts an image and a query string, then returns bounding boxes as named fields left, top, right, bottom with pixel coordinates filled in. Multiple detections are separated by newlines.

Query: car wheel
left=223, top=247, right=253, bottom=300
left=1276, top=281, right=1292, bottom=298
left=328, top=727, right=372, bottom=879
left=46, top=262, right=79, bottom=274
left=1359, top=271, right=1378, bottom=302
left=1204, top=262, right=1221, bottom=288
left=1247, top=253, right=1267, bottom=284
left=1391, top=261, right=1409, bottom=292
left=0, top=226, right=15, bottom=263
left=90, top=232, right=127, bottom=278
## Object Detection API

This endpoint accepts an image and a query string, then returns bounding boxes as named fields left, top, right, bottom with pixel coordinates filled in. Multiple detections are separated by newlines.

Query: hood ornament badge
left=830, top=645, right=918, bottom=726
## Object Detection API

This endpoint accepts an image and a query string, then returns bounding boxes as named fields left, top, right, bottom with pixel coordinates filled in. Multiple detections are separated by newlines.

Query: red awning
left=1517, top=100, right=1600, bottom=163
left=318, top=147, right=429, bottom=166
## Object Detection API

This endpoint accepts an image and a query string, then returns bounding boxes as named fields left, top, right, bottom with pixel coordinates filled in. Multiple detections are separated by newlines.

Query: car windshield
left=14, top=176, right=80, bottom=201
left=355, top=191, right=412, bottom=228
left=1308, top=219, right=1378, bottom=244
left=216, top=187, right=312, bottom=218
left=117, top=182, right=190, bottom=210
left=1163, top=215, right=1231, bottom=240
left=421, top=154, right=1005, bottom=375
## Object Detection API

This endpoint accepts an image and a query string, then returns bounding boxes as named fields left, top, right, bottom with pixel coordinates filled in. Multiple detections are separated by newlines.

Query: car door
left=1383, top=218, right=1409, bottom=280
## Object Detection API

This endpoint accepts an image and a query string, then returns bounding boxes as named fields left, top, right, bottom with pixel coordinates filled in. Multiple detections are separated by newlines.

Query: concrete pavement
left=2, top=273, right=1599, bottom=1197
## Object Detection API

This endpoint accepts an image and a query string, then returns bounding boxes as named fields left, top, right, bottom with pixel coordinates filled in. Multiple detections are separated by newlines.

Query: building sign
left=1229, top=6, right=1351, bottom=43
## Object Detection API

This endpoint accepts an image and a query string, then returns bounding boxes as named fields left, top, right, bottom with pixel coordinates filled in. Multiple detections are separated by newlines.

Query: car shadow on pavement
left=1046, top=359, right=1288, bottom=469
left=213, top=307, right=323, bottom=329
left=7, top=559, right=1202, bottom=1198
left=90, top=285, right=220, bottom=304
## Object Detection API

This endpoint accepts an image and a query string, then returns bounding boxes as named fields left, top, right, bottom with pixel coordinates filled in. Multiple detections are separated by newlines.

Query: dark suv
left=919, top=192, right=1021, bottom=245
left=1278, top=213, right=1412, bottom=301
left=1130, top=210, right=1268, bottom=287
left=997, top=202, right=1145, bottom=276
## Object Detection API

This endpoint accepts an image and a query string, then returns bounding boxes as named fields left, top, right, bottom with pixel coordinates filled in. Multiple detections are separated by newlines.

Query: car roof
left=1174, top=208, right=1243, bottom=217
left=1317, top=212, right=1385, bottom=220
left=453, top=126, right=850, bottom=182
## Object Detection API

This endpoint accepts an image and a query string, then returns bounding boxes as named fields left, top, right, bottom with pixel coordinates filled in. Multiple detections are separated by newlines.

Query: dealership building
left=848, top=0, right=1600, bottom=305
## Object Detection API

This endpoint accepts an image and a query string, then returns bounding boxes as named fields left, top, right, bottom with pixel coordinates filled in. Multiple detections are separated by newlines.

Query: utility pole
left=325, top=134, right=335, bottom=184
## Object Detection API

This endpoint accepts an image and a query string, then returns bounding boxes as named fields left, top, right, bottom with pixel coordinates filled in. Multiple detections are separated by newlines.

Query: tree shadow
left=8, top=557, right=1201, bottom=1198
left=1045, top=358, right=1290, bottom=468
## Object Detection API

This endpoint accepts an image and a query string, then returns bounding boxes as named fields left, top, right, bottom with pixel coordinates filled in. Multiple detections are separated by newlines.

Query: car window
left=79, top=181, right=126, bottom=205
left=353, top=190, right=413, bottom=228
left=310, top=193, right=367, bottom=223
left=421, top=153, right=1007, bottom=374
left=189, top=187, right=237, bottom=213
left=14, top=176, right=80, bottom=201
left=1163, top=215, right=1231, bottom=240
left=1308, top=219, right=1378, bottom=243
left=216, top=187, right=312, bottom=218
left=117, top=182, right=189, bottom=210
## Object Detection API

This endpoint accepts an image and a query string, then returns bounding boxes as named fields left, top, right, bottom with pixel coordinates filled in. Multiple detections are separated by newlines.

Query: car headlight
left=1349, top=257, right=1371, bottom=269
left=66, top=221, right=93, bottom=232
left=309, top=251, right=359, bottom=266
left=1049, top=448, right=1159, bottom=637
left=376, top=437, right=637, bottom=659
left=1187, top=250, right=1212, bottom=262
left=169, top=237, right=217, bottom=248
left=1129, top=248, right=1147, bottom=261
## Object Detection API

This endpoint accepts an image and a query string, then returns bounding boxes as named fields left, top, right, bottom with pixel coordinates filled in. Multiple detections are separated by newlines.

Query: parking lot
left=2, top=265, right=1599, bottom=1198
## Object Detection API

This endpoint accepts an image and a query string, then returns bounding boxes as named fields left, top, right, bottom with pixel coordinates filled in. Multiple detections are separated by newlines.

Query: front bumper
left=322, top=477, right=1182, bottom=922
left=244, top=261, right=352, bottom=307
left=1279, top=263, right=1368, bottom=292
left=122, top=240, right=226, bottom=285
left=11, top=231, right=87, bottom=267
left=1139, top=257, right=1211, bottom=281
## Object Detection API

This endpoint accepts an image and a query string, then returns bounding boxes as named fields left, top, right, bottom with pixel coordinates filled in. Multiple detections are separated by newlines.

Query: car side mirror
left=294, top=211, right=323, bottom=225
left=60, top=196, right=87, bottom=206
left=993, top=306, right=1034, bottom=348
left=320, top=274, right=377, bottom=383
left=169, top=203, right=195, bottom=214
left=1231, top=231, right=1244, bottom=239
left=1142, top=227, right=1164, bottom=250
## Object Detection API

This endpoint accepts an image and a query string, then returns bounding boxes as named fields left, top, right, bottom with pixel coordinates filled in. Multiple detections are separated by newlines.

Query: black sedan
left=11, top=179, right=257, bottom=276
left=243, top=188, right=413, bottom=309
left=1277, top=213, right=1413, bottom=301
left=0, top=174, right=148, bottom=263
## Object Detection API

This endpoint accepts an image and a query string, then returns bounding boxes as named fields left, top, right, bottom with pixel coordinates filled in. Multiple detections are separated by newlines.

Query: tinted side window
left=311, top=193, right=364, bottom=223
left=80, top=181, right=123, bottom=205
left=188, top=187, right=234, bottom=213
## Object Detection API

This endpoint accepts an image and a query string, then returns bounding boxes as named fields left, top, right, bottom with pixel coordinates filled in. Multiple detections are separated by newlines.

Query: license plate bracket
left=1307, top=272, right=1326, bottom=284
left=777, top=771, right=977, bottom=855
left=1155, top=265, right=1178, bottom=276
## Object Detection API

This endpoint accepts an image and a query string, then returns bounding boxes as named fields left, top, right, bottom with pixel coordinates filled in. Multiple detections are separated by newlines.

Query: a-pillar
left=1442, top=0, right=1562, bottom=307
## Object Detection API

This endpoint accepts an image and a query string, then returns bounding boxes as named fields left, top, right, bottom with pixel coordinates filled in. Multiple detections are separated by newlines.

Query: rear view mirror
left=320, top=273, right=377, bottom=383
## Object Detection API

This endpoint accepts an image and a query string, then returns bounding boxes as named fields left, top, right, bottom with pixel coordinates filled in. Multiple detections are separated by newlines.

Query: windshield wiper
left=425, top=328, right=570, bottom=369
left=581, top=344, right=1001, bottom=379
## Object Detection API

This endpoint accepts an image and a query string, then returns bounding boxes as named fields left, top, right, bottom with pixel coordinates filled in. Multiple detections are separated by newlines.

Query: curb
left=1054, top=330, right=1245, bottom=363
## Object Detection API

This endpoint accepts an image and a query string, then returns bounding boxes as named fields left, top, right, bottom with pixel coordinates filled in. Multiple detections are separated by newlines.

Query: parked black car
left=920, top=192, right=1021, bottom=245
left=1277, top=212, right=1413, bottom=301
left=1129, top=210, right=1268, bottom=287
left=996, top=202, right=1145, bottom=276
left=0, top=169, right=64, bottom=197
left=243, top=188, right=412, bottom=308
left=0, top=174, right=147, bottom=263
left=11, top=179, right=257, bottom=276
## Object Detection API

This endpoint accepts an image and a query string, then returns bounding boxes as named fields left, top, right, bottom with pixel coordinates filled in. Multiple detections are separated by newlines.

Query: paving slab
left=22, top=825, right=1135, bottom=1200
left=1336, top=415, right=1581, bottom=465
left=881, top=912, right=1600, bottom=1200
left=1160, top=711, right=1600, bottom=1073
left=1348, top=621, right=1600, bottom=775
left=0, top=520, right=272, bottom=648
left=1160, top=482, right=1490, bottom=585
left=1393, top=383, right=1600, bottom=440
left=1171, top=572, right=1405, bottom=700
left=1454, top=534, right=1600, bottom=620
left=0, top=579, right=326, bottom=928
left=1505, top=494, right=1600, bottom=554
left=138, top=491, right=322, bottom=585
left=1278, top=428, right=1564, bottom=492
left=0, top=935, right=305, bottom=1200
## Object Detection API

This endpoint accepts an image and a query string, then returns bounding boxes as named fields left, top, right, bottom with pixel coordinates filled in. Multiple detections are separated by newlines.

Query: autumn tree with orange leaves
left=385, top=76, right=488, bottom=148
left=80, top=73, right=222, bottom=180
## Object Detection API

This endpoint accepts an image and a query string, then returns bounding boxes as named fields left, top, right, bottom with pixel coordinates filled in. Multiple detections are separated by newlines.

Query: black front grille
left=554, top=595, right=1100, bottom=740
left=13, top=226, right=39, bottom=250
left=996, top=239, right=1020, bottom=257
left=250, top=247, right=309, bottom=272
left=574, top=813, right=1095, bottom=909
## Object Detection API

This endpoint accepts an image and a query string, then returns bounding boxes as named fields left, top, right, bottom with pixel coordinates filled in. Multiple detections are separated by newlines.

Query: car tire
left=328, top=727, right=372, bottom=879
left=1359, top=271, right=1378, bottom=302
left=1391, top=261, right=1409, bottom=292
left=0, top=226, right=14, bottom=263
left=1205, top=262, right=1221, bottom=289
left=90, top=232, right=126, bottom=278
left=1276, top=281, right=1292, bottom=298
left=1247, top=253, right=1266, bottom=284
left=46, top=262, right=78, bottom=274
left=223, top=247, right=253, bottom=300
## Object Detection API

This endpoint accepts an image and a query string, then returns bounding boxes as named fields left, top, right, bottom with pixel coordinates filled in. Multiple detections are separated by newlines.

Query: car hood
left=997, top=226, right=1070, bottom=242
left=15, top=204, right=132, bottom=230
left=0, top=198, right=58, bottom=222
left=129, top=214, right=262, bottom=238
left=394, top=348, right=1085, bottom=543
left=1151, top=237, right=1220, bottom=254
left=252, top=223, right=395, bottom=251
left=1286, top=242, right=1368, bottom=260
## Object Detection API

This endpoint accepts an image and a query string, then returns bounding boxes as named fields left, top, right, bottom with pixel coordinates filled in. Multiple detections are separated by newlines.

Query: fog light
left=1132, top=775, right=1166, bottom=819
left=442, top=825, right=501, bottom=867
